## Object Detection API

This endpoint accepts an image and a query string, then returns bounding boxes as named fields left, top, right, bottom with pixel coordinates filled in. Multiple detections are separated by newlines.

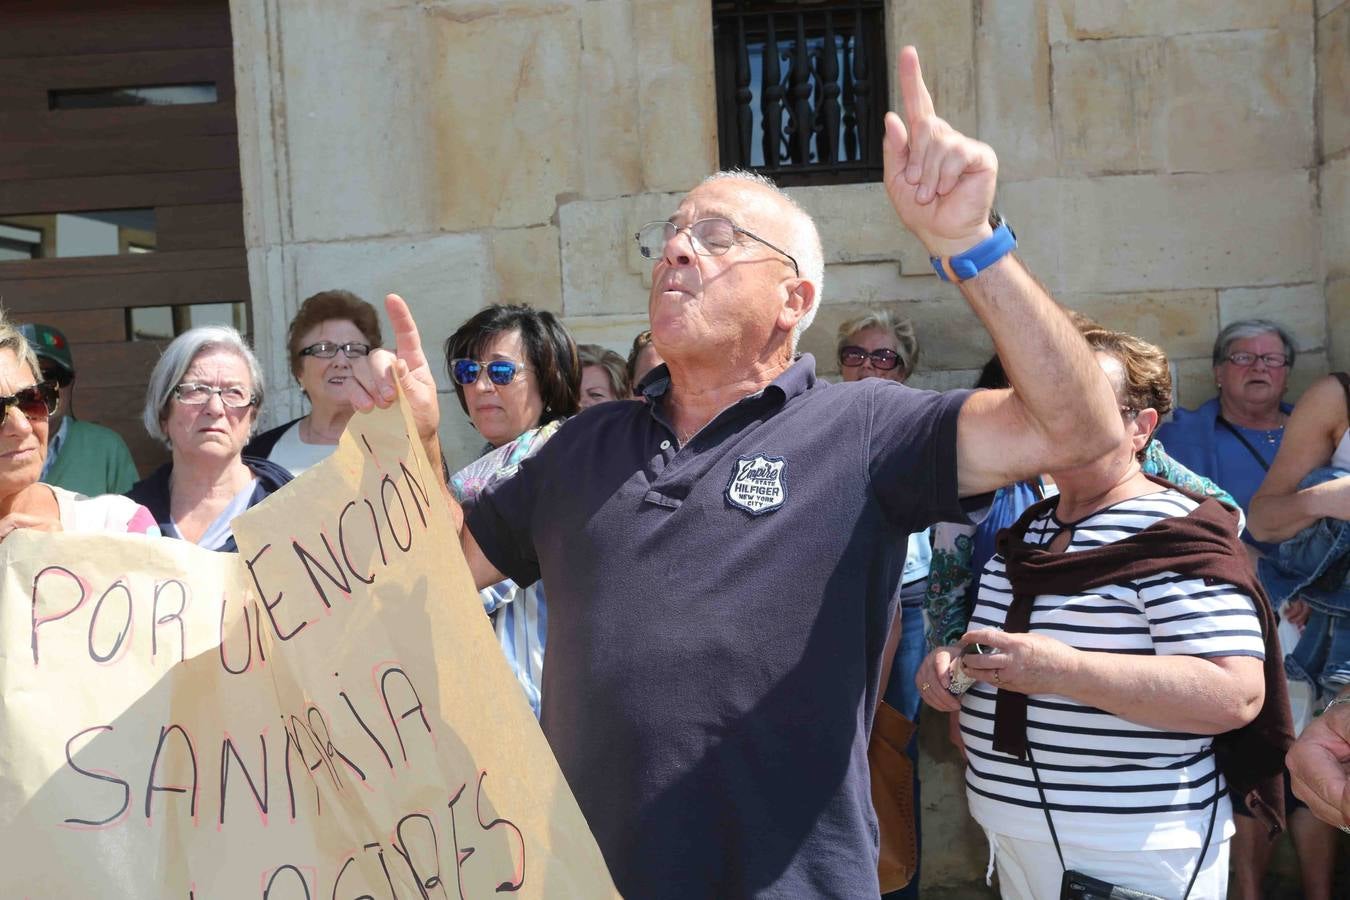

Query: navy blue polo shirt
left=466, top=354, right=970, bottom=899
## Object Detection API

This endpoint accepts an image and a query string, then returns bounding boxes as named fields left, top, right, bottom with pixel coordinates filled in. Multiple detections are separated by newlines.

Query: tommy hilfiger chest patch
left=726, top=454, right=787, bottom=515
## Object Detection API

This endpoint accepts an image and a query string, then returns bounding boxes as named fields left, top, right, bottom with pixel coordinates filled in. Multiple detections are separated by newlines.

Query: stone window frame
left=712, top=0, right=888, bottom=186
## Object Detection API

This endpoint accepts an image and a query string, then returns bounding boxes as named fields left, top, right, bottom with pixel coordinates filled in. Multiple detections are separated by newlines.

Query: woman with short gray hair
left=127, top=326, right=291, bottom=552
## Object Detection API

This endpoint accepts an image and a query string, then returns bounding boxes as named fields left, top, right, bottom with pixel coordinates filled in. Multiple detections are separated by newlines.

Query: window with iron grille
left=713, top=0, right=887, bottom=186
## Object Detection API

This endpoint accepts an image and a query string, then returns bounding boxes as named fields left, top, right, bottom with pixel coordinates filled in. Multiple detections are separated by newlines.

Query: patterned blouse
left=449, top=418, right=566, bottom=717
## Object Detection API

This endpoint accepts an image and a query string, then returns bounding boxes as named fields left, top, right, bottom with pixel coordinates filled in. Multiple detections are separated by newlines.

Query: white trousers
left=983, top=829, right=1230, bottom=900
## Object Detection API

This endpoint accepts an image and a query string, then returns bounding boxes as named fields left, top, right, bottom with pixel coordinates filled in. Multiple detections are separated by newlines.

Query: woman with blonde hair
left=578, top=344, right=630, bottom=409
left=0, top=311, right=155, bottom=540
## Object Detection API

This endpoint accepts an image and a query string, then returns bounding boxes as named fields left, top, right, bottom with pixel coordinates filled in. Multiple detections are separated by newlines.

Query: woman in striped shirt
left=917, top=330, right=1270, bottom=899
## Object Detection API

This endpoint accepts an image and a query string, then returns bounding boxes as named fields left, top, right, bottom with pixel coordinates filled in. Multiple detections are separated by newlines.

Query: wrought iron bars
left=713, top=0, right=886, bottom=185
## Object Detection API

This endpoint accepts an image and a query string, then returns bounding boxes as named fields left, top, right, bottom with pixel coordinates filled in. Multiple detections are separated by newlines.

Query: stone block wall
left=1323, top=0, right=1350, bottom=371
left=231, top=0, right=1335, bottom=461
left=230, top=1, right=1338, bottom=887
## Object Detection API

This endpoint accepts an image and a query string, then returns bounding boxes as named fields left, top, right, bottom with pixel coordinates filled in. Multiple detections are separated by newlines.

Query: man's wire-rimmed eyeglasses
left=635, top=218, right=800, bottom=276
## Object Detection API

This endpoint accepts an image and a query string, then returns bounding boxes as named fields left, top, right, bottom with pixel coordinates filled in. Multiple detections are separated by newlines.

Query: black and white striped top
left=961, top=488, right=1264, bottom=851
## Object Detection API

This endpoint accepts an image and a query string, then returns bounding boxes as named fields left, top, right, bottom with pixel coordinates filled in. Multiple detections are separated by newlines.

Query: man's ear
left=779, top=278, right=816, bottom=332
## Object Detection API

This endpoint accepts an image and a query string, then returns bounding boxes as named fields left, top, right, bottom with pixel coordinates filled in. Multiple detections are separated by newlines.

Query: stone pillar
left=1322, top=0, right=1350, bottom=369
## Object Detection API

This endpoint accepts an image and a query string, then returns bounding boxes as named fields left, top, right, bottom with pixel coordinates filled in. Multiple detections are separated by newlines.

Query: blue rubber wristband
left=930, top=222, right=1017, bottom=283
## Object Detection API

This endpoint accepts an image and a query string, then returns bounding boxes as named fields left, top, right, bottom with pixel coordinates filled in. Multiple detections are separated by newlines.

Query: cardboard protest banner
left=0, top=396, right=619, bottom=898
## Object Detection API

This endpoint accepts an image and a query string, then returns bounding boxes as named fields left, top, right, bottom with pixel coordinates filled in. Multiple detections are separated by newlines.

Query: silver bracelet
left=1325, top=694, right=1350, bottom=715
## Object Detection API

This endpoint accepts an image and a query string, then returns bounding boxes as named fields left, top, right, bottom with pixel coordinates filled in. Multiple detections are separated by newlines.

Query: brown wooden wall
left=0, top=0, right=248, bottom=476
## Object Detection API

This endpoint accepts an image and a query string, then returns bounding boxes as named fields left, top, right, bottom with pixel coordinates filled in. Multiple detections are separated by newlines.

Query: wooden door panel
left=156, top=202, right=245, bottom=251
left=0, top=265, right=249, bottom=313
left=0, top=2, right=232, bottom=60
left=0, top=169, right=242, bottom=216
left=0, top=134, right=240, bottom=182
left=22, top=309, right=126, bottom=343
left=0, top=0, right=248, bottom=476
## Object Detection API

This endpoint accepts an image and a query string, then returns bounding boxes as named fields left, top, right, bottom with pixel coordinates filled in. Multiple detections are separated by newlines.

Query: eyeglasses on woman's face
left=300, top=341, right=371, bottom=360
left=172, top=382, right=256, bottom=409
left=839, top=346, right=901, bottom=371
left=450, top=358, right=531, bottom=387
left=0, top=380, right=59, bottom=428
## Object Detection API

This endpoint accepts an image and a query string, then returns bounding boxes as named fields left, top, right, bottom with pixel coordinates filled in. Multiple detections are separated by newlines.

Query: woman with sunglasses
left=0, top=312, right=156, bottom=541
left=127, top=326, right=291, bottom=552
left=245, top=290, right=384, bottom=475
left=444, top=304, right=580, bottom=717
left=836, top=309, right=928, bottom=900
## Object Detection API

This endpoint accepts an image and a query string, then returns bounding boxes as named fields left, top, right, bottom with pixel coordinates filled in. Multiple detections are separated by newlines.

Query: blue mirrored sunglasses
left=450, top=358, right=528, bottom=386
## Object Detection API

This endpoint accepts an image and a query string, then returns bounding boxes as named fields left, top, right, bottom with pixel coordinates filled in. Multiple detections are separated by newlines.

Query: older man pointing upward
left=351, top=47, right=1122, bottom=900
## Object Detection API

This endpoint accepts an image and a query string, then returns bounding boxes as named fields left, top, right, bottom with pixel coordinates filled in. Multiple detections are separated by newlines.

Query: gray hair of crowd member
left=0, top=310, right=42, bottom=381
left=699, top=170, right=825, bottom=350
left=835, top=310, right=921, bottom=377
left=1212, top=318, right=1298, bottom=369
left=142, top=325, right=266, bottom=447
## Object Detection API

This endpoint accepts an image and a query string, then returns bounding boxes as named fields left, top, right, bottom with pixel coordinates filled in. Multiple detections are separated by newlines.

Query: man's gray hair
left=143, top=325, right=265, bottom=447
left=0, top=309, right=42, bottom=383
left=1212, top=318, right=1297, bottom=368
left=700, top=170, right=825, bottom=351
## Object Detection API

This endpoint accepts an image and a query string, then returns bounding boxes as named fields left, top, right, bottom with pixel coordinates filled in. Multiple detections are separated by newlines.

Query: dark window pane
left=714, top=0, right=887, bottom=186
left=49, top=83, right=218, bottom=110
left=0, top=210, right=155, bottom=261
left=0, top=223, right=42, bottom=261
left=129, top=302, right=250, bottom=341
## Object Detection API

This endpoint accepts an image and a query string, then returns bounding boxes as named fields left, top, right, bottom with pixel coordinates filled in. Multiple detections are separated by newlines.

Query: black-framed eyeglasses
left=449, top=358, right=530, bottom=387
left=635, top=217, right=800, bottom=276
left=172, top=382, right=256, bottom=408
left=839, top=346, right=901, bottom=371
left=300, top=341, right=371, bottom=360
left=0, top=380, right=59, bottom=428
left=1224, top=351, right=1288, bottom=369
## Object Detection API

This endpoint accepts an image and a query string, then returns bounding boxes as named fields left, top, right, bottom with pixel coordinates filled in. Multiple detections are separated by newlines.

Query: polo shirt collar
left=638, top=354, right=818, bottom=408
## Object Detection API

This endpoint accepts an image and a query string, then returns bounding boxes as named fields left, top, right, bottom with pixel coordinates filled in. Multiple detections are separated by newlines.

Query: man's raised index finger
left=898, top=45, right=935, bottom=123
left=385, top=293, right=429, bottom=371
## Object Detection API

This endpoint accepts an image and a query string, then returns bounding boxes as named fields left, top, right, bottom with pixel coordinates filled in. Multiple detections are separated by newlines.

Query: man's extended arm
left=348, top=293, right=506, bottom=590
left=883, top=47, right=1121, bottom=498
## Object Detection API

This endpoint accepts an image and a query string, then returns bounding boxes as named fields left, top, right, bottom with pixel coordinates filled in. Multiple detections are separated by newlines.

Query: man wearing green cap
left=20, top=323, right=138, bottom=496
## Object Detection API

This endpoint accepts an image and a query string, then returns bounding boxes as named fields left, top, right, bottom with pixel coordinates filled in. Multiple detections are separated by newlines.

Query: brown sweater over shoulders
left=992, top=475, right=1293, bottom=836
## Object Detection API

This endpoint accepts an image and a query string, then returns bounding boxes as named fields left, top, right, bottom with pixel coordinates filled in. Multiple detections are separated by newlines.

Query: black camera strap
left=1025, top=744, right=1219, bottom=900
left=1215, top=416, right=1274, bottom=473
